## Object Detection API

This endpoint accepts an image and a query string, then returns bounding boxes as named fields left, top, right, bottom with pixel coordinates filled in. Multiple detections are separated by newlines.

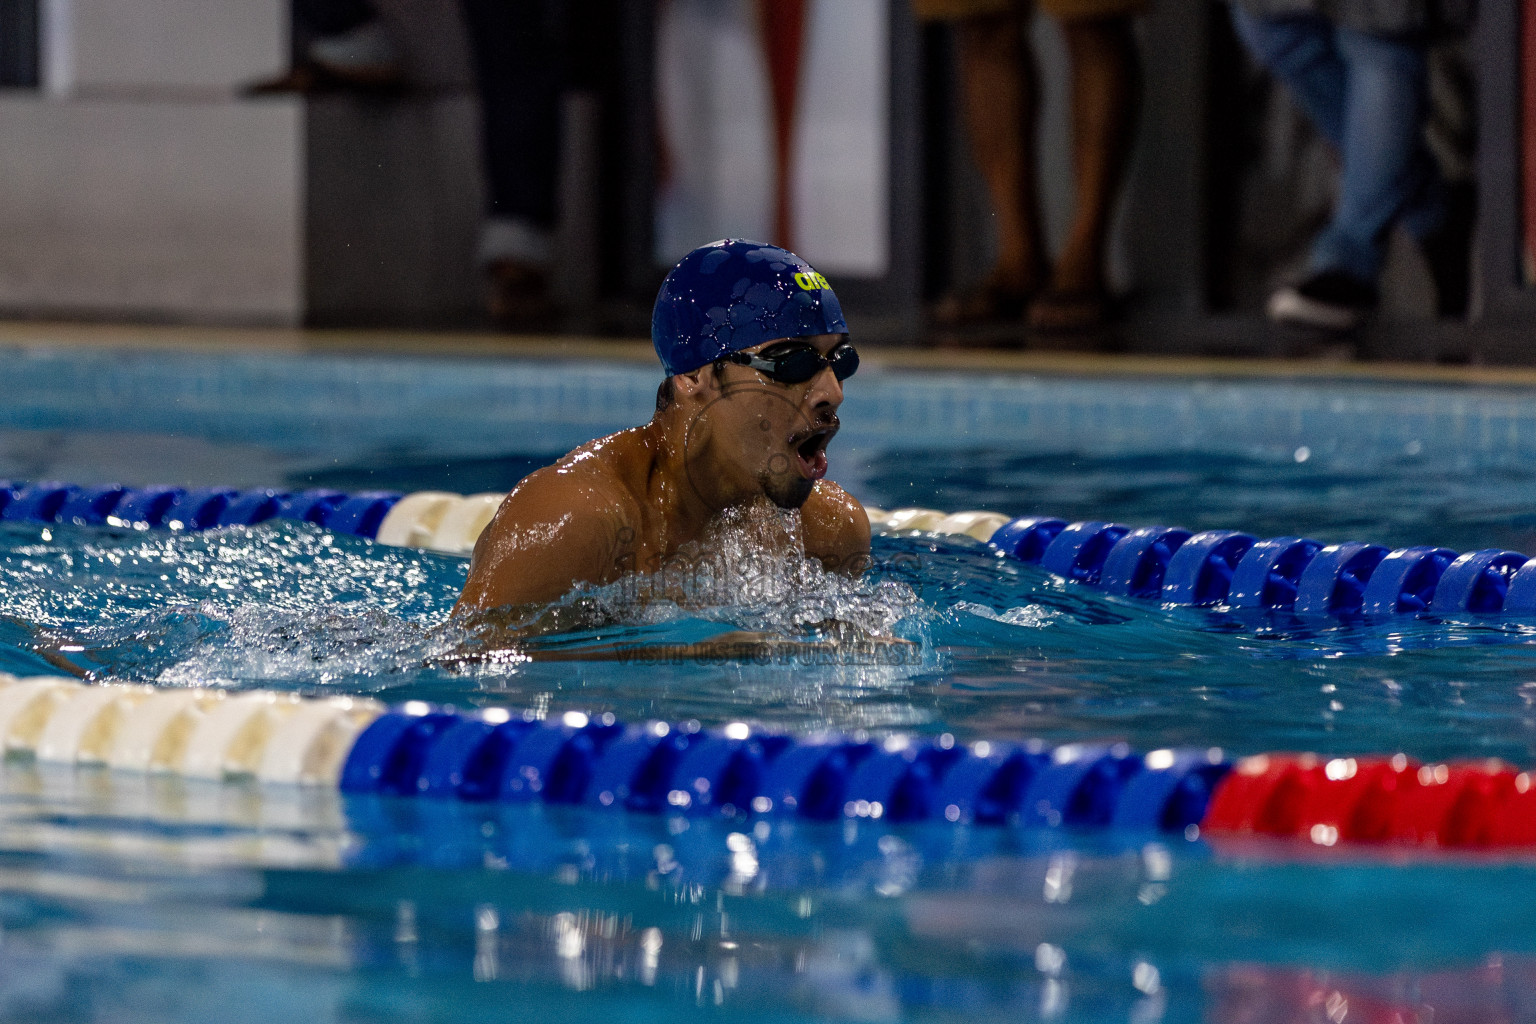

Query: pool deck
left=4, top=319, right=1536, bottom=388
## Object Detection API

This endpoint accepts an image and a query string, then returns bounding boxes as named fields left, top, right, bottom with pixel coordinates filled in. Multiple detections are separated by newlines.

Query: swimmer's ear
left=673, top=366, right=713, bottom=399
left=673, top=359, right=732, bottom=406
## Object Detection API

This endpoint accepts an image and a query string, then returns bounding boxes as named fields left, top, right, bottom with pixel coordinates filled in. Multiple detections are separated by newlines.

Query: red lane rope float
left=1202, top=753, right=1536, bottom=849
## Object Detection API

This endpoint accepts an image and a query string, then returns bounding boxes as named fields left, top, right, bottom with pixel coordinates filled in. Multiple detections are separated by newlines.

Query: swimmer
left=453, top=239, right=871, bottom=623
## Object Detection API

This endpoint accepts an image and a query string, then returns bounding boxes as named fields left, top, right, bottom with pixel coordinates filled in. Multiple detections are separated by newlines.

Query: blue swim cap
left=651, top=239, right=848, bottom=377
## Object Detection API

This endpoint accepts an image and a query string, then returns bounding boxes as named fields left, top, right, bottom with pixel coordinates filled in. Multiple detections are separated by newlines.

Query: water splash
left=565, top=503, right=926, bottom=640
left=0, top=510, right=935, bottom=694
left=0, top=520, right=467, bottom=690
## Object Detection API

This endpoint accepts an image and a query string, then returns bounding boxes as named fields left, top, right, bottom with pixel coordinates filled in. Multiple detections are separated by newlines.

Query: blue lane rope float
left=0, top=480, right=402, bottom=536
left=0, top=677, right=1233, bottom=835
left=979, top=510, right=1536, bottom=619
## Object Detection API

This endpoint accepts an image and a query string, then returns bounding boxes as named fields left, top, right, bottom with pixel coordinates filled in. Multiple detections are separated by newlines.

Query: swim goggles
left=726, top=340, right=859, bottom=385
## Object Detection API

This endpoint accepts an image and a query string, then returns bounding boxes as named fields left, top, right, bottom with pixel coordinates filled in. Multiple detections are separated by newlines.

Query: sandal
left=486, top=259, right=559, bottom=332
left=1026, top=289, right=1115, bottom=334
left=930, top=279, right=1034, bottom=328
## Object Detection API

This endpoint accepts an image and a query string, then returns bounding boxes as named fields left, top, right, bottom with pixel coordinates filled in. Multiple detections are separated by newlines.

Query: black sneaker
left=1267, top=271, right=1378, bottom=332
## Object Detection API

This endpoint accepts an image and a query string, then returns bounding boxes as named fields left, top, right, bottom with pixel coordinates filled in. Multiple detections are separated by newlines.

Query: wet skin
left=453, top=333, right=870, bottom=619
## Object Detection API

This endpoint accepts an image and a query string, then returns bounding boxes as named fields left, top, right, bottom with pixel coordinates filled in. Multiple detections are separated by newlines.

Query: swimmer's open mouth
left=790, top=423, right=837, bottom=481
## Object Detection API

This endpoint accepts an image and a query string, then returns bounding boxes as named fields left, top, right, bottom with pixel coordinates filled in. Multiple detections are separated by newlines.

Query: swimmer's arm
left=802, top=480, right=871, bottom=577
left=1, top=615, right=90, bottom=678
left=452, top=472, right=632, bottom=617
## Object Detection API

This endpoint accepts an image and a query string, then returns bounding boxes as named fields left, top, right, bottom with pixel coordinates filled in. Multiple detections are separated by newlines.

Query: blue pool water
left=3, top=344, right=1536, bottom=1021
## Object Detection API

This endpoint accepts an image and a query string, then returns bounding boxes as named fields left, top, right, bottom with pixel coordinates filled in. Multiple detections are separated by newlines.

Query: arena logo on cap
left=793, top=271, right=831, bottom=291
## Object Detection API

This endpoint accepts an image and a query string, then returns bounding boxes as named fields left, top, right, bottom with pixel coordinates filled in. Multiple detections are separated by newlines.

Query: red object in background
left=1524, top=0, right=1536, bottom=285
left=1202, top=754, right=1310, bottom=834
left=1488, top=784, right=1536, bottom=845
left=1204, top=755, right=1421, bottom=844
left=1437, top=763, right=1525, bottom=846
left=1384, top=762, right=1472, bottom=845
left=757, top=0, right=807, bottom=250
left=1205, top=962, right=1532, bottom=1024
left=1202, top=754, right=1536, bottom=849
left=1386, top=760, right=1523, bottom=847
left=1284, top=757, right=1418, bottom=842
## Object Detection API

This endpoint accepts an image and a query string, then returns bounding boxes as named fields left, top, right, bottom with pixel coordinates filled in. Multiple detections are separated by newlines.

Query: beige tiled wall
left=5, top=0, right=485, bottom=326
left=0, top=94, right=304, bottom=323
left=44, top=0, right=286, bottom=94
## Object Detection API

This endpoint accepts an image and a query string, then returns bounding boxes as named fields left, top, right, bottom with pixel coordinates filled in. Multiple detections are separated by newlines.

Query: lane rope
left=0, top=675, right=1532, bottom=850
left=5, top=480, right=1531, bottom=618
left=5, top=481, right=1536, bottom=850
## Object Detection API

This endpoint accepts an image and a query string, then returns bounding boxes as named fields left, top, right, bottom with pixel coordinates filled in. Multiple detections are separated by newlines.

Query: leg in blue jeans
left=1229, top=10, right=1348, bottom=145
left=1229, top=8, right=1445, bottom=283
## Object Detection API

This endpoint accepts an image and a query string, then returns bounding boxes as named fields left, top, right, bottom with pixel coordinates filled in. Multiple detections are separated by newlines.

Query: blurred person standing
left=250, top=0, right=404, bottom=92
left=1227, top=0, right=1475, bottom=331
left=918, top=0, right=1144, bottom=335
left=459, top=0, right=566, bottom=330
left=256, top=0, right=569, bottom=329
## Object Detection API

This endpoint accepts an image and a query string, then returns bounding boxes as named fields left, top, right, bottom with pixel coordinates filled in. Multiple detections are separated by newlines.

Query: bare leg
left=939, top=12, right=1047, bottom=322
left=1030, top=13, right=1140, bottom=330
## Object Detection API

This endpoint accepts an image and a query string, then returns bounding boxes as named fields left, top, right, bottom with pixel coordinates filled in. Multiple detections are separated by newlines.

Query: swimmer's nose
left=806, top=362, right=844, bottom=411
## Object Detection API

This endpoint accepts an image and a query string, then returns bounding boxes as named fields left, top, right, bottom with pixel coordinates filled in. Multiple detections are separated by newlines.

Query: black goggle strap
left=728, top=341, right=858, bottom=383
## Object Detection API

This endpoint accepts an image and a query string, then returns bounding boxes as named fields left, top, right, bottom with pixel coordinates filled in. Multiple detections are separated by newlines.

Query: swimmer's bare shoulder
left=453, top=437, right=641, bottom=616
left=802, top=479, right=870, bottom=576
